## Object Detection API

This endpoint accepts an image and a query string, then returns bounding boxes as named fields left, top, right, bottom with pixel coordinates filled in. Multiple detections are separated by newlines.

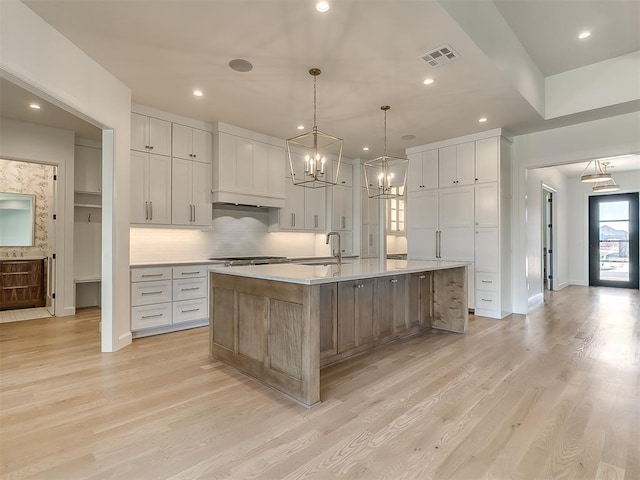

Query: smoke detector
left=419, top=44, right=459, bottom=68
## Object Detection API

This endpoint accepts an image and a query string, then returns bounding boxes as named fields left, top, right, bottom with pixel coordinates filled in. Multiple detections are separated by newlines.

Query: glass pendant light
left=286, top=68, right=343, bottom=188
left=363, top=105, right=408, bottom=199
left=580, top=159, right=613, bottom=183
left=592, top=162, right=620, bottom=192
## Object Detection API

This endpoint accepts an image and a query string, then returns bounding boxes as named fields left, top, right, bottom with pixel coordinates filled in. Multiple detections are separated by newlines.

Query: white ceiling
left=5, top=0, right=640, bottom=161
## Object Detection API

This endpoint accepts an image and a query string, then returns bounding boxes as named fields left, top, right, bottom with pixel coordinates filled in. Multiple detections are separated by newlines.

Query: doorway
left=588, top=192, right=639, bottom=289
left=542, top=187, right=554, bottom=291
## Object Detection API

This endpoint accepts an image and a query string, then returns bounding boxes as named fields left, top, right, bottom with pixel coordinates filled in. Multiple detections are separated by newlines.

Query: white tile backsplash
left=130, top=206, right=331, bottom=263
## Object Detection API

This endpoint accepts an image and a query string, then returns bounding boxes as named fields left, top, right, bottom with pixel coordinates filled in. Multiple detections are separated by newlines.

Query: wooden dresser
left=0, top=259, right=46, bottom=310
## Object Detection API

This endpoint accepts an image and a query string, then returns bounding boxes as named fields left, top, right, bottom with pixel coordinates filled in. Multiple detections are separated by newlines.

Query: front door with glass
left=588, top=192, right=639, bottom=289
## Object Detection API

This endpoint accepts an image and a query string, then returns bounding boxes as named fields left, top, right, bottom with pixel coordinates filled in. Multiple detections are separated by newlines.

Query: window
left=386, top=188, right=405, bottom=234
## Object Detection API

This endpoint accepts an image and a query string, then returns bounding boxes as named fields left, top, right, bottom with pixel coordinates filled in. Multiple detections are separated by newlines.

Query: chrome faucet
left=326, top=231, right=342, bottom=265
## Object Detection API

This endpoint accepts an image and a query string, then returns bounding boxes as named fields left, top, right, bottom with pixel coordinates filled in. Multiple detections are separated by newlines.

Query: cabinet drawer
left=131, top=303, right=172, bottom=330
left=131, top=280, right=172, bottom=306
left=173, top=277, right=207, bottom=301
left=172, top=265, right=207, bottom=279
left=172, top=298, right=208, bottom=324
left=476, top=272, right=499, bottom=292
left=475, top=291, right=498, bottom=309
left=131, top=267, right=172, bottom=282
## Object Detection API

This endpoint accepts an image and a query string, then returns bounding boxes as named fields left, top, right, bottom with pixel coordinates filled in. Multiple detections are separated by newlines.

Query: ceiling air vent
left=420, top=44, right=459, bottom=68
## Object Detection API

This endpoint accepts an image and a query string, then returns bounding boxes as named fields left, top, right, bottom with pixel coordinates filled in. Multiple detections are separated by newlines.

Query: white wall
left=511, top=111, right=640, bottom=313
left=567, top=170, right=640, bottom=285
left=525, top=167, right=569, bottom=306
left=1, top=0, right=132, bottom=352
left=0, top=120, right=75, bottom=316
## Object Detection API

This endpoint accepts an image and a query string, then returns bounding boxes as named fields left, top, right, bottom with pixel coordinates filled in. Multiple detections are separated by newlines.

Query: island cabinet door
left=408, top=272, right=433, bottom=328
left=375, top=275, right=409, bottom=341
left=319, top=283, right=338, bottom=358
left=336, top=279, right=375, bottom=354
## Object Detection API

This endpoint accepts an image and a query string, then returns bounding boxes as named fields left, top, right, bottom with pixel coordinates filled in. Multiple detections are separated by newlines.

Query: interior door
left=589, top=192, right=639, bottom=289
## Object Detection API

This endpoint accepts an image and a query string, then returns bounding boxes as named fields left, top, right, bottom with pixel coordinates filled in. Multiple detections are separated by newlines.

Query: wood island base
left=209, top=265, right=468, bottom=407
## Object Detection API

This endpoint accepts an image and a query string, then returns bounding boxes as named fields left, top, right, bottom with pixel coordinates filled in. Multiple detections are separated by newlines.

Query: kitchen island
left=209, top=259, right=468, bottom=407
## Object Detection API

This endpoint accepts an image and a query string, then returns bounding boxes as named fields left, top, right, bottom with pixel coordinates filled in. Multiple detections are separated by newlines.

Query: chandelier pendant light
left=287, top=68, right=343, bottom=188
left=592, top=161, right=620, bottom=192
left=580, top=159, right=613, bottom=183
left=363, top=105, right=408, bottom=199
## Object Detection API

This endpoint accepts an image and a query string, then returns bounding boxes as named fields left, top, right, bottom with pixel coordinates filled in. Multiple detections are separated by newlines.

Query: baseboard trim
left=528, top=293, right=544, bottom=310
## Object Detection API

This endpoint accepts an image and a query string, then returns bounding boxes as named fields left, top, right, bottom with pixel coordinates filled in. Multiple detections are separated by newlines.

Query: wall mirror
left=0, top=192, right=36, bottom=246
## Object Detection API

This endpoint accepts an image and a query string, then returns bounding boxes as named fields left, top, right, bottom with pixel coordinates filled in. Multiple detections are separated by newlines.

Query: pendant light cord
left=313, top=74, right=317, bottom=130
left=383, top=108, right=388, bottom=157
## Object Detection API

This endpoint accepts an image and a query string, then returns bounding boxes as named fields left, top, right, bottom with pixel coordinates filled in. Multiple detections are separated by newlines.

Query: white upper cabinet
left=304, top=187, right=326, bottom=231
left=171, top=158, right=211, bottom=227
left=130, top=151, right=172, bottom=225
left=475, top=183, right=498, bottom=227
left=407, top=149, right=438, bottom=192
left=438, top=142, right=475, bottom=187
left=213, top=125, right=286, bottom=207
left=278, top=181, right=305, bottom=230
left=335, top=161, right=353, bottom=187
left=74, top=145, right=101, bottom=194
left=131, top=113, right=172, bottom=156
left=172, top=124, right=212, bottom=163
left=474, top=137, right=498, bottom=183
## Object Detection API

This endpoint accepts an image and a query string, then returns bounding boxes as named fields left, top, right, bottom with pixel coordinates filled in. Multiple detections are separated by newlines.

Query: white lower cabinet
left=131, top=264, right=209, bottom=338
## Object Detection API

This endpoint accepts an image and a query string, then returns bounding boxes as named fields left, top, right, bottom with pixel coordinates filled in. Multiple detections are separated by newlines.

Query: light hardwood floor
left=1, top=286, right=638, bottom=479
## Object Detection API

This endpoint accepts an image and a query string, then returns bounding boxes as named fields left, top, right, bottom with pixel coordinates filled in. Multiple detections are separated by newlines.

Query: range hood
left=212, top=122, right=287, bottom=209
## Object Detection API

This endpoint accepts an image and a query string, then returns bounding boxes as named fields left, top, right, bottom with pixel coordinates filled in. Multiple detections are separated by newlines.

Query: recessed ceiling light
left=228, top=59, right=253, bottom=72
left=29, top=103, right=40, bottom=109
left=578, top=31, right=591, bottom=40
left=297, top=125, right=305, bottom=130
left=193, top=89, right=203, bottom=97
left=362, top=146, right=369, bottom=151
left=423, top=78, right=434, bottom=85
left=478, top=117, right=487, bottom=123
left=401, top=135, right=416, bottom=141
left=315, top=1, right=330, bottom=13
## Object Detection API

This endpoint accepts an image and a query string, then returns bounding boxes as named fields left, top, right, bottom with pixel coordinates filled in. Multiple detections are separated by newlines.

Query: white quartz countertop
left=131, top=259, right=226, bottom=268
left=208, top=259, right=469, bottom=285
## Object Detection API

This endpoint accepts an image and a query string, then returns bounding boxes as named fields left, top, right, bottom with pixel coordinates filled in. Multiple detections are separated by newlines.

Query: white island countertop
left=209, top=258, right=469, bottom=285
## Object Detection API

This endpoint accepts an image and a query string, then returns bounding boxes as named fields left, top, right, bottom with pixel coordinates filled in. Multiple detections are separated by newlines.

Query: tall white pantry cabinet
left=406, top=129, right=512, bottom=319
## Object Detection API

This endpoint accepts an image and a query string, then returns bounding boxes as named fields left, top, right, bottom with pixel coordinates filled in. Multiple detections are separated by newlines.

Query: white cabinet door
left=191, top=129, right=212, bottom=164
left=456, top=142, right=475, bottom=186
left=280, top=181, right=305, bottom=229
left=287, top=150, right=307, bottom=181
left=131, top=113, right=149, bottom=153
left=407, top=191, right=438, bottom=260
left=130, top=150, right=149, bottom=224
left=172, top=123, right=192, bottom=160
left=336, top=162, right=353, bottom=187
left=439, top=187, right=474, bottom=228
left=332, top=186, right=352, bottom=231
left=131, top=114, right=171, bottom=156
left=361, top=224, right=379, bottom=258
left=304, top=187, right=326, bottom=231
left=171, top=158, right=193, bottom=225
left=475, top=137, right=498, bottom=184
left=74, top=145, right=101, bottom=193
left=192, top=161, right=211, bottom=226
left=421, top=149, right=439, bottom=190
left=475, top=228, right=499, bottom=273
left=438, top=143, right=474, bottom=187
left=440, top=226, right=474, bottom=261
left=148, top=117, right=172, bottom=156
left=475, top=183, right=498, bottom=227
left=253, top=141, right=270, bottom=195
left=147, top=154, right=172, bottom=224
left=438, top=145, right=457, bottom=187
left=407, top=152, right=423, bottom=192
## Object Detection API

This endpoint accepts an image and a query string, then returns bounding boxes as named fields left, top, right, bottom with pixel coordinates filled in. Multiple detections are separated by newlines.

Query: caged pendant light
left=363, top=105, right=408, bottom=199
left=287, top=68, right=343, bottom=188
